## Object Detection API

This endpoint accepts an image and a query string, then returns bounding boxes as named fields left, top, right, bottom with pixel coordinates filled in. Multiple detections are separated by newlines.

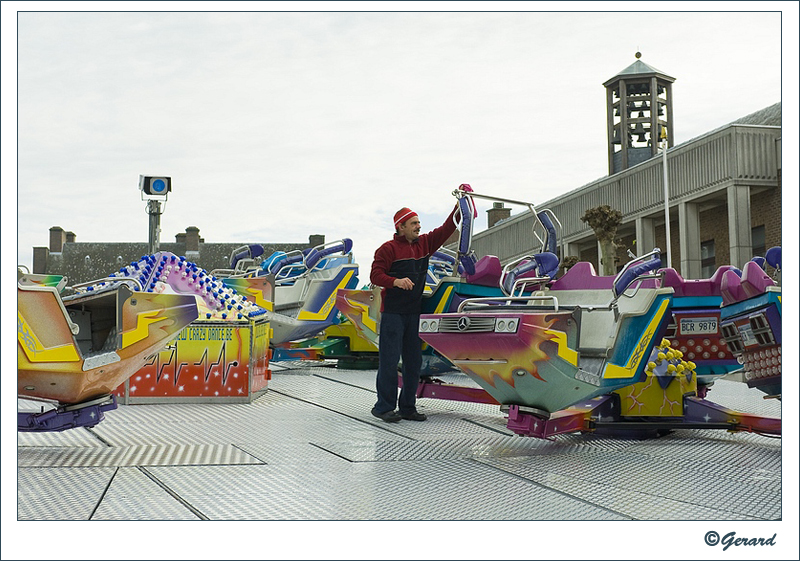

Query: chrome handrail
left=457, top=295, right=559, bottom=313
left=511, top=277, right=551, bottom=297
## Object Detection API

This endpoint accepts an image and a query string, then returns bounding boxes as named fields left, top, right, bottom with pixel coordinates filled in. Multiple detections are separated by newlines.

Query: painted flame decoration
left=335, top=290, right=378, bottom=341
left=479, top=315, right=561, bottom=388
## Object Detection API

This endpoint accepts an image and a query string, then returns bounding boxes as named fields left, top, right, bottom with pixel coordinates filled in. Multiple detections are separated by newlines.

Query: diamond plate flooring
left=16, top=365, right=782, bottom=523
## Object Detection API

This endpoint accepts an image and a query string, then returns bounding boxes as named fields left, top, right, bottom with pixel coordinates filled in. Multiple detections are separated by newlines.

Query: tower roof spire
left=603, top=54, right=676, bottom=86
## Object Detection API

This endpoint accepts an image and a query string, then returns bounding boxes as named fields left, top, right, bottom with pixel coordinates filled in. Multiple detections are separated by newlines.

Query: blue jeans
left=374, top=312, right=422, bottom=415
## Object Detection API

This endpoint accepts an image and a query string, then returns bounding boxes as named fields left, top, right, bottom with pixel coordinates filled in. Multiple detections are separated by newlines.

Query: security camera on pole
left=139, top=175, right=171, bottom=254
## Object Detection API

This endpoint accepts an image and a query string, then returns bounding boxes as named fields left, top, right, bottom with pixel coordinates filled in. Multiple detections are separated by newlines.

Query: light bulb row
left=100, top=252, right=267, bottom=321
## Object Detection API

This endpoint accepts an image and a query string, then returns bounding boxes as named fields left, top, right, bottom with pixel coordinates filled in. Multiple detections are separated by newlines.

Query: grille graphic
left=438, top=316, right=496, bottom=333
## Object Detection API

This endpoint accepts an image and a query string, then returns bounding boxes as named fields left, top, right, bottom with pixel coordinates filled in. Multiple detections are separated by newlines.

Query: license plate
left=737, top=323, right=758, bottom=346
left=679, top=317, right=718, bottom=335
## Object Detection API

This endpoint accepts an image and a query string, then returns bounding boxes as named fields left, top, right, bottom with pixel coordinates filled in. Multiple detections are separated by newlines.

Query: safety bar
left=267, top=250, right=306, bottom=276
left=453, top=190, right=538, bottom=209
left=452, top=188, right=560, bottom=259
left=609, top=272, right=664, bottom=306
left=500, top=253, right=559, bottom=296
left=500, top=255, right=536, bottom=296
left=431, top=249, right=464, bottom=276
left=229, top=244, right=265, bottom=270
left=70, top=276, right=145, bottom=292
left=510, top=276, right=552, bottom=297
left=432, top=248, right=457, bottom=263
left=304, top=238, right=353, bottom=270
left=209, top=268, right=241, bottom=278
left=612, top=248, right=661, bottom=297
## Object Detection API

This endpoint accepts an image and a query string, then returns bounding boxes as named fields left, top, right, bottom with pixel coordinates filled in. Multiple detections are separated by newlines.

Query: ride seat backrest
left=659, top=265, right=738, bottom=298
left=740, top=260, right=776, bottom=298
left=457, top=196, right=476, bottom=275
left=536, top=211, right=558, bottom=255
left=532, top=252, right=560, bottom=280
left=765, top=246, right=781, bottom=270
left=549, top=262, right=614, bottom=291
left=466, top=255, right=503, bottom=287
left=552, top=287, right=666, bottom=353
left=720, top=269, right=748, bottom=306
left=18, top=286, right=80, bottom=354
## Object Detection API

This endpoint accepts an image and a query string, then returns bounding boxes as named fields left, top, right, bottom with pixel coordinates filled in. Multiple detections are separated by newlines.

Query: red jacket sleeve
left=370, top=241, right=396, bottom=288
left=421, top=204, right=459, bottom=255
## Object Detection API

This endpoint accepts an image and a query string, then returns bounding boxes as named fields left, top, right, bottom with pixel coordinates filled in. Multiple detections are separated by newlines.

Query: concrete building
left=32, top=225, right=322, bottom=285
left=460, top=57, right=781, bottom=279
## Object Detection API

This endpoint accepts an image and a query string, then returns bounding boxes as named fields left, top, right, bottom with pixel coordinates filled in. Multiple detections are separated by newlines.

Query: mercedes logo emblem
left=457, top=316, right=471, bottom=331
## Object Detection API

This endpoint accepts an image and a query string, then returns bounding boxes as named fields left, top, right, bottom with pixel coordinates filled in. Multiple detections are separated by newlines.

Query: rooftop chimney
left=185, top=226, right=201, bottom=252
left=487, top=203, right=511, bottom=228
left=49, top=226, right=66, bottom=252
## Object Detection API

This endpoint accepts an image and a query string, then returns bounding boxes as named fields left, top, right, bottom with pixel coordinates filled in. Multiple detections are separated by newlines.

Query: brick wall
left=699, top=206, right=730, bottom=270
left=651, top=185, right=781, bottom=276
left=616, top=233, right=636, bottom=271
left=750, top=187, right=782, bottom=252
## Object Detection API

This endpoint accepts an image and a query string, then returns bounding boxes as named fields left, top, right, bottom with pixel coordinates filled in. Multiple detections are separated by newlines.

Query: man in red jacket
left=369, top=192, right=464, bottom=422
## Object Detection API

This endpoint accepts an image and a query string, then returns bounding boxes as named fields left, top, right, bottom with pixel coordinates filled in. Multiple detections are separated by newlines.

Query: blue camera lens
left=152, top=179, right=166, bottom=193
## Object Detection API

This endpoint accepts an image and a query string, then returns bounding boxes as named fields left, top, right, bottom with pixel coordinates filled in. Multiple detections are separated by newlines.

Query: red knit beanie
left=393, top=207, right=418, bottom=229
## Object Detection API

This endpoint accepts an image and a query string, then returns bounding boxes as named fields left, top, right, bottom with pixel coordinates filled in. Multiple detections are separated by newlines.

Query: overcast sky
left=7, top=7, right=794, bottom=277
left=4, top=3, right=799, bottom=559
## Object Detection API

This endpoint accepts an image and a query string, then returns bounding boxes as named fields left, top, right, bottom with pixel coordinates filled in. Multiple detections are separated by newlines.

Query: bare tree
left=581, top=205, right=622, bottom=276
left=560, top=255, right=579, bottom=275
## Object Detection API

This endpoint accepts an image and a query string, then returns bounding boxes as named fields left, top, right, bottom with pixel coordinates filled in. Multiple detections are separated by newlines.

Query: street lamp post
left=661, top=126, right=672, bottom=269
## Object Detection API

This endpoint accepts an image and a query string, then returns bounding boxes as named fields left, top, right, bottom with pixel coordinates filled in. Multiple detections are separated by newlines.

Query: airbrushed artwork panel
left=115, top=321, right=270, bottom=399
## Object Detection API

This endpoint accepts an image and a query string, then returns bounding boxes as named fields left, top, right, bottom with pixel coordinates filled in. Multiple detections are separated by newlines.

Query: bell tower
left=604, top=53, right=676, bottom=175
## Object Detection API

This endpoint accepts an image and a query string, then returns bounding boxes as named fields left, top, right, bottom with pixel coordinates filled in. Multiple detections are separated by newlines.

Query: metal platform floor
left=12, top=363, right=795, bottom=558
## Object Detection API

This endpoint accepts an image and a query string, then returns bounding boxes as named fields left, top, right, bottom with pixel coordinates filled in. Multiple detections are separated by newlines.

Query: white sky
left=7, top=6, right=792, bottom=276
left=3, top=2, right=799, bottom=560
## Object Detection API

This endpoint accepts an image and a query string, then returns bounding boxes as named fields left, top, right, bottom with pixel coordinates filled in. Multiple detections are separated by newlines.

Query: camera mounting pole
left=139, top=175, right=172, bottom=255
left=147, top=199, right=163, bottom=254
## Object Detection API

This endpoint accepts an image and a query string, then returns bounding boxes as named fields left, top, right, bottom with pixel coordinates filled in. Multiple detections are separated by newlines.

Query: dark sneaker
left=400, top=410, right=427, bottom=421
left=371, top=408, right=401, bottom=423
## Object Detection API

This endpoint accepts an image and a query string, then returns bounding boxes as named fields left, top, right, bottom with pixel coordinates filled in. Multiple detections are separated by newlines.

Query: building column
left=678, top=201, right=701, bottom=279
left=635, top=216, right=657, bottom=256
left=727, top=184, right=752, bottom=268
left=559, top=241, right=575, bottom=259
